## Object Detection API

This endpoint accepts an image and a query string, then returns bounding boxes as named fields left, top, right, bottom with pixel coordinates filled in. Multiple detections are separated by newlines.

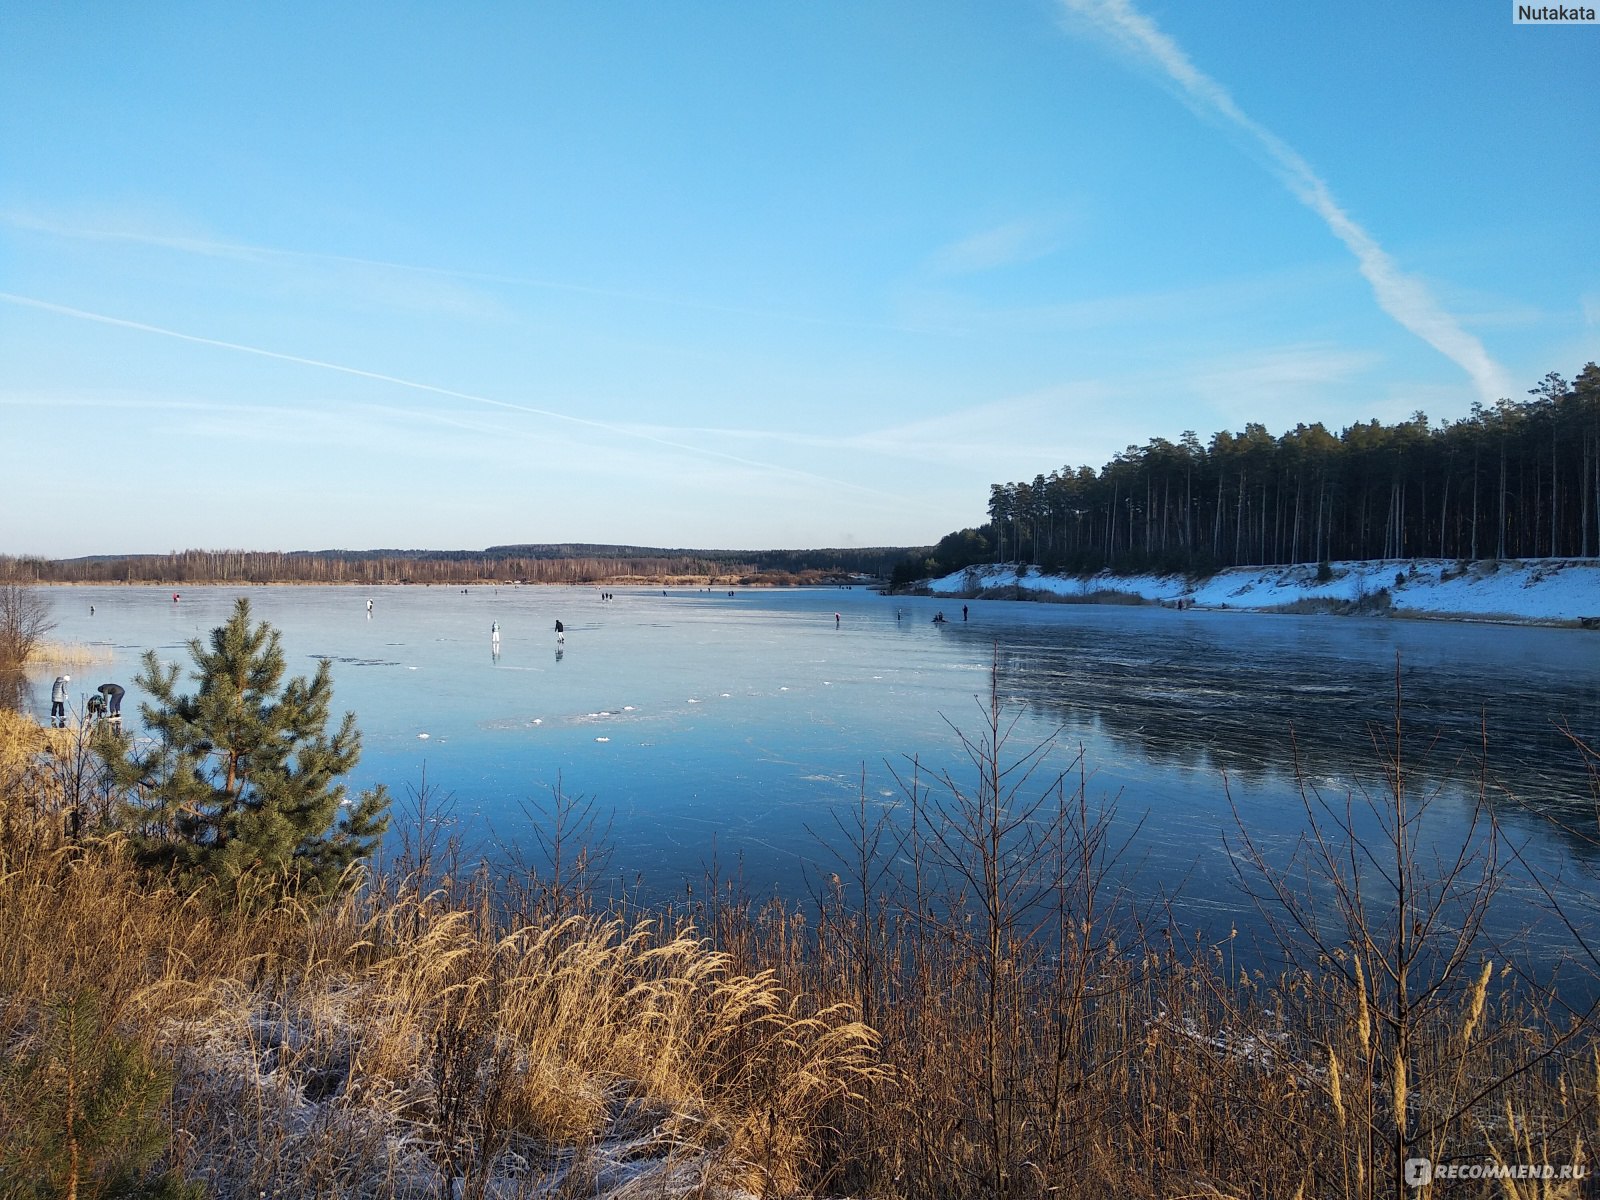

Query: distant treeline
left=1, top=544, right=917, bottom=586
left=895, top=362, right=1600, bottom=588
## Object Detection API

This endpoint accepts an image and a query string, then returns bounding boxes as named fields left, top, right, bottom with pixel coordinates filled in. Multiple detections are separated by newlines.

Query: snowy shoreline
left=924, top=557, right=1600, bottom=626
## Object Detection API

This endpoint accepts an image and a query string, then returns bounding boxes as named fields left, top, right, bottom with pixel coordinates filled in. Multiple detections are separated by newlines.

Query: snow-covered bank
left=926, top=558, right=1600, bottom=624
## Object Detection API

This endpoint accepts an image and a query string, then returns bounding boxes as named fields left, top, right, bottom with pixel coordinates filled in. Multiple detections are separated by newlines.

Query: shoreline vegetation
left=4, top=644, right=1600, bottom=1196
left=22, top=640, right=112, bottom=669
left=0, top=546, right=907, bottom=590
left=902, top=364, right=1600, bottom=586
left=9, top=547, right=1600, bottom=630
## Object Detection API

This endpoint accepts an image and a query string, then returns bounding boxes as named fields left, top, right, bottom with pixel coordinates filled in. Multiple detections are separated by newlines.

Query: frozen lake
left=32, top=583, right=1600, bottom=958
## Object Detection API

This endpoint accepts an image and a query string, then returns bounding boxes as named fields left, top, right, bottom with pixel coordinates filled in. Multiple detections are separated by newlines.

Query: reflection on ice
left=32, top=582, right=1600, bottom=962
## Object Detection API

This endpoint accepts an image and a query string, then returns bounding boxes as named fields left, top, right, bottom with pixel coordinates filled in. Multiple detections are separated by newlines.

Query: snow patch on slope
left=926, top=558, right=1600, bottom=623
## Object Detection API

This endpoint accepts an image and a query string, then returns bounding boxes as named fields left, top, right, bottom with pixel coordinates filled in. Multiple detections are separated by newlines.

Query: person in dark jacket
left=98, top=682, right=125, bottom=722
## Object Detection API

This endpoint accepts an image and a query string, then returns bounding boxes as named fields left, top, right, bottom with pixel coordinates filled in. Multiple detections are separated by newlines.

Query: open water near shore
left=33, top=583, right=1600, bottom=980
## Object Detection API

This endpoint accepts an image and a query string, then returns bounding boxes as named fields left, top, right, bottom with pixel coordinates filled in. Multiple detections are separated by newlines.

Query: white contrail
left=0, top=291, right=904, bottom=501
left=1059, top=0, right=1513, bottom=403
left=0, top=212, right=923, bottom=335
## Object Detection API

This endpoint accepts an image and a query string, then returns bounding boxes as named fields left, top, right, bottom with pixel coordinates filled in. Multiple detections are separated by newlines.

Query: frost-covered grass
left=4, top=703, right=1599, bottom=1200
left=0, top=847, right=880, bottom=1198
left=929, top=557, right=1600, bottom=623
left=0, top=710, right=881, bottom=1199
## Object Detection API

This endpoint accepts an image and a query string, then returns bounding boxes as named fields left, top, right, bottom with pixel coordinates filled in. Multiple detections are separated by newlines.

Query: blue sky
left=2, top=2, right=1595, bottom=557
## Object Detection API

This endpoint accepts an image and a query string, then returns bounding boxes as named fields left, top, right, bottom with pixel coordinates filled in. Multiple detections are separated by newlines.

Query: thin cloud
left=929, top=219, right=1063, bottom=277
left=1186, top=344, right=1383, bottom=427
left=679, top=387, right=1106, bottom=471
left=0, top=291, right=902, bottom=501
left=898, top=259, right=1348, bottom=338
left=1058, top=0, right=1514, bottom=403
left=0, top=212, right=923, bottom=336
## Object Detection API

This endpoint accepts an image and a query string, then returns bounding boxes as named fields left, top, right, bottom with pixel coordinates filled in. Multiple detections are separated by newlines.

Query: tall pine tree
left=104, top=597, right=389, bottom=895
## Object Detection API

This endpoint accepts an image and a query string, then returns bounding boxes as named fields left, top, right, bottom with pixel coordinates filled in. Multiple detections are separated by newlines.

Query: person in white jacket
left=50, top=674, right=69, bottom=728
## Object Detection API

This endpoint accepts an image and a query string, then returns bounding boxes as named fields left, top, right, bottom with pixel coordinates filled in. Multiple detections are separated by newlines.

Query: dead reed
left=0, top=715, right=882, bottom=1198
left=1, top=670, right=1597, bottom=1199
left=26, top=640, right=115, bottom=671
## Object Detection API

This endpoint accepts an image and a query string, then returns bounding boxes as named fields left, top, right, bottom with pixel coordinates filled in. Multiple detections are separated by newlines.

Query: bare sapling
left=1228, top=653, right=1598, bottom=1199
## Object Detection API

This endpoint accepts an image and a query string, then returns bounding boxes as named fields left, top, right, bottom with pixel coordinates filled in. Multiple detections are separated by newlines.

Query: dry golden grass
left=26, top=638, right=115, bottom=672
left=0, top=706, right=44, bottom=786
left=2, top=702, right=1597, bottom=1199
left=0, top=715, right=884, bottom=1197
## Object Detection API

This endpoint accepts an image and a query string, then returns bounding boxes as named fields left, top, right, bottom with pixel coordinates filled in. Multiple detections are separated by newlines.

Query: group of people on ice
left=49, top=676, right=125, bottom=729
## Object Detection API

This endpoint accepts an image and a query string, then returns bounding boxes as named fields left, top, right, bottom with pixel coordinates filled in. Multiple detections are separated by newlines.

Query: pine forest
left=947, top=363, right=1600, bottom=578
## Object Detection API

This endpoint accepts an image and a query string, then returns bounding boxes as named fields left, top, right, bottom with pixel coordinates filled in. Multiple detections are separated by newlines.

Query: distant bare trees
left=0, top=585, right=54, bottom=712
left=0, top=545, right=908, bottom=587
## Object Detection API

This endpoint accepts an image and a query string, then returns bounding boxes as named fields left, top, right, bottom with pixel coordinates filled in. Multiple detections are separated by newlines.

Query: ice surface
left=34, top=581, right=1600, bottom=959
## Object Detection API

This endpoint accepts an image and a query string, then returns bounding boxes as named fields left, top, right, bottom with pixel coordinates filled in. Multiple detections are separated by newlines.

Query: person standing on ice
left=50, top=674, right=69, bottom=727
left=555, top=619, right=565, bottom=644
